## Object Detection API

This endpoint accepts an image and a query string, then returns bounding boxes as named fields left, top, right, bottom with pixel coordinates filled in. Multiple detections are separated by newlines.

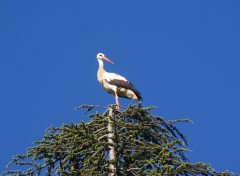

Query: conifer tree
left=2, top=104, right=234, bottom=176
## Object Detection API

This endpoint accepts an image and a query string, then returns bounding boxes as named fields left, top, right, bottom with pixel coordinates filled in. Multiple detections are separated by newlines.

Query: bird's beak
left=103, top=56, right=114, bottom=64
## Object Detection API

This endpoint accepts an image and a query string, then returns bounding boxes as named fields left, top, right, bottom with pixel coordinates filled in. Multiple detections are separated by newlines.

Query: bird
left=96, top=53, right=142, bottom=109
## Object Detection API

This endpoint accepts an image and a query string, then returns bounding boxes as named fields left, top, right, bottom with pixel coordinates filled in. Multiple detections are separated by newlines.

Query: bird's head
left=96, top=53, right=114, bottom=64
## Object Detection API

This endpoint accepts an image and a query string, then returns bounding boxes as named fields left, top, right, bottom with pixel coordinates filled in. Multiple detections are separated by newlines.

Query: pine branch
left=1, top=104, right=236, bottom=176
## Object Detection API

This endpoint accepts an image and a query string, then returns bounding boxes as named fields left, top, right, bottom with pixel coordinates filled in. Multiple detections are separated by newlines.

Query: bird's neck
left=97, top=59, right=106, bottom=82
left=97, top=59, right=103, bottom=68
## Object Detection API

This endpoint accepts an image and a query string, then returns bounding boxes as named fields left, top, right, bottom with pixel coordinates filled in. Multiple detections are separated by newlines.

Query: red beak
left=102, top=56, right=114, bottom=64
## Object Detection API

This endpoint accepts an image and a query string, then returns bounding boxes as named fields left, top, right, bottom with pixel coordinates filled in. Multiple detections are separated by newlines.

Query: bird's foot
left=115, top=103, right=120, bottom=111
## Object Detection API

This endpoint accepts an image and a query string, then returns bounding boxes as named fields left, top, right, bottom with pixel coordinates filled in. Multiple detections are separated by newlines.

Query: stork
left=96, top=53, right=142, bottom=109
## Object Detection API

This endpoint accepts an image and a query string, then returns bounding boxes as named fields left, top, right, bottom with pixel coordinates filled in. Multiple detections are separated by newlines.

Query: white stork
left=96, top=53, right=142, bottom=109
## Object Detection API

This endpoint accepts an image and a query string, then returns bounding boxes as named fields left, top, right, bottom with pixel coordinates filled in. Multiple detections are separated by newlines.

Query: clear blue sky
left=0, top=0, right=239, bottom=174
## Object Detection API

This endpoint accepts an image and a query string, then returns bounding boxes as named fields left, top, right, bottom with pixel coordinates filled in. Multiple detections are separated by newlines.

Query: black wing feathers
left=106, top=79, right=142, bottom=100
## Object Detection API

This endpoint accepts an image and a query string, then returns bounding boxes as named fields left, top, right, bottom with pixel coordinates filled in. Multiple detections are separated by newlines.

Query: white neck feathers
left=97, top=59, right=106, bottom=82
left=98, top=59, right=104, bottom=68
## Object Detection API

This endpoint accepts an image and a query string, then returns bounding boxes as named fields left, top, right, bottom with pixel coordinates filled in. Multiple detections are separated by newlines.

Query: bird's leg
left=114, top=92, right=120, bottom=110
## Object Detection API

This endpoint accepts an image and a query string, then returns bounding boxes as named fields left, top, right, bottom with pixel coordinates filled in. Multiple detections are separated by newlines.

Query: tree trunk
left=107, top=107, right=116, bottom=176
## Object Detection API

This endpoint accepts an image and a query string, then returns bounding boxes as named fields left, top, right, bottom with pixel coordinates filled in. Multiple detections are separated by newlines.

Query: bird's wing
left=104, top=72, right=128, bottom=82
left=104, top=72, right=142, bottom=100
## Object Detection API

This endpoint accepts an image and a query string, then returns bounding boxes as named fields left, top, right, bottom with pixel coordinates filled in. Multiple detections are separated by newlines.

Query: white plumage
left=104, top=72, right=127, bottom=82
left=96, top=53, right=142, bottom=109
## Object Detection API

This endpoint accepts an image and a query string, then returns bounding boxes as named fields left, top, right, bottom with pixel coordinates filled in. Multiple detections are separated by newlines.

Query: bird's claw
left=115, top=104, right=120, bottom=110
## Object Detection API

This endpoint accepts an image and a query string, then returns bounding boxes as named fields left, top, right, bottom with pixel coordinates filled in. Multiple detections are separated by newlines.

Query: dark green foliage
left=2, top=104, right=234, bottom=176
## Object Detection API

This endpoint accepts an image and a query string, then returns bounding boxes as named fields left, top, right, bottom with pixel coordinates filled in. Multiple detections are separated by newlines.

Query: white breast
left=101, top=79, right=117, bottom=94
